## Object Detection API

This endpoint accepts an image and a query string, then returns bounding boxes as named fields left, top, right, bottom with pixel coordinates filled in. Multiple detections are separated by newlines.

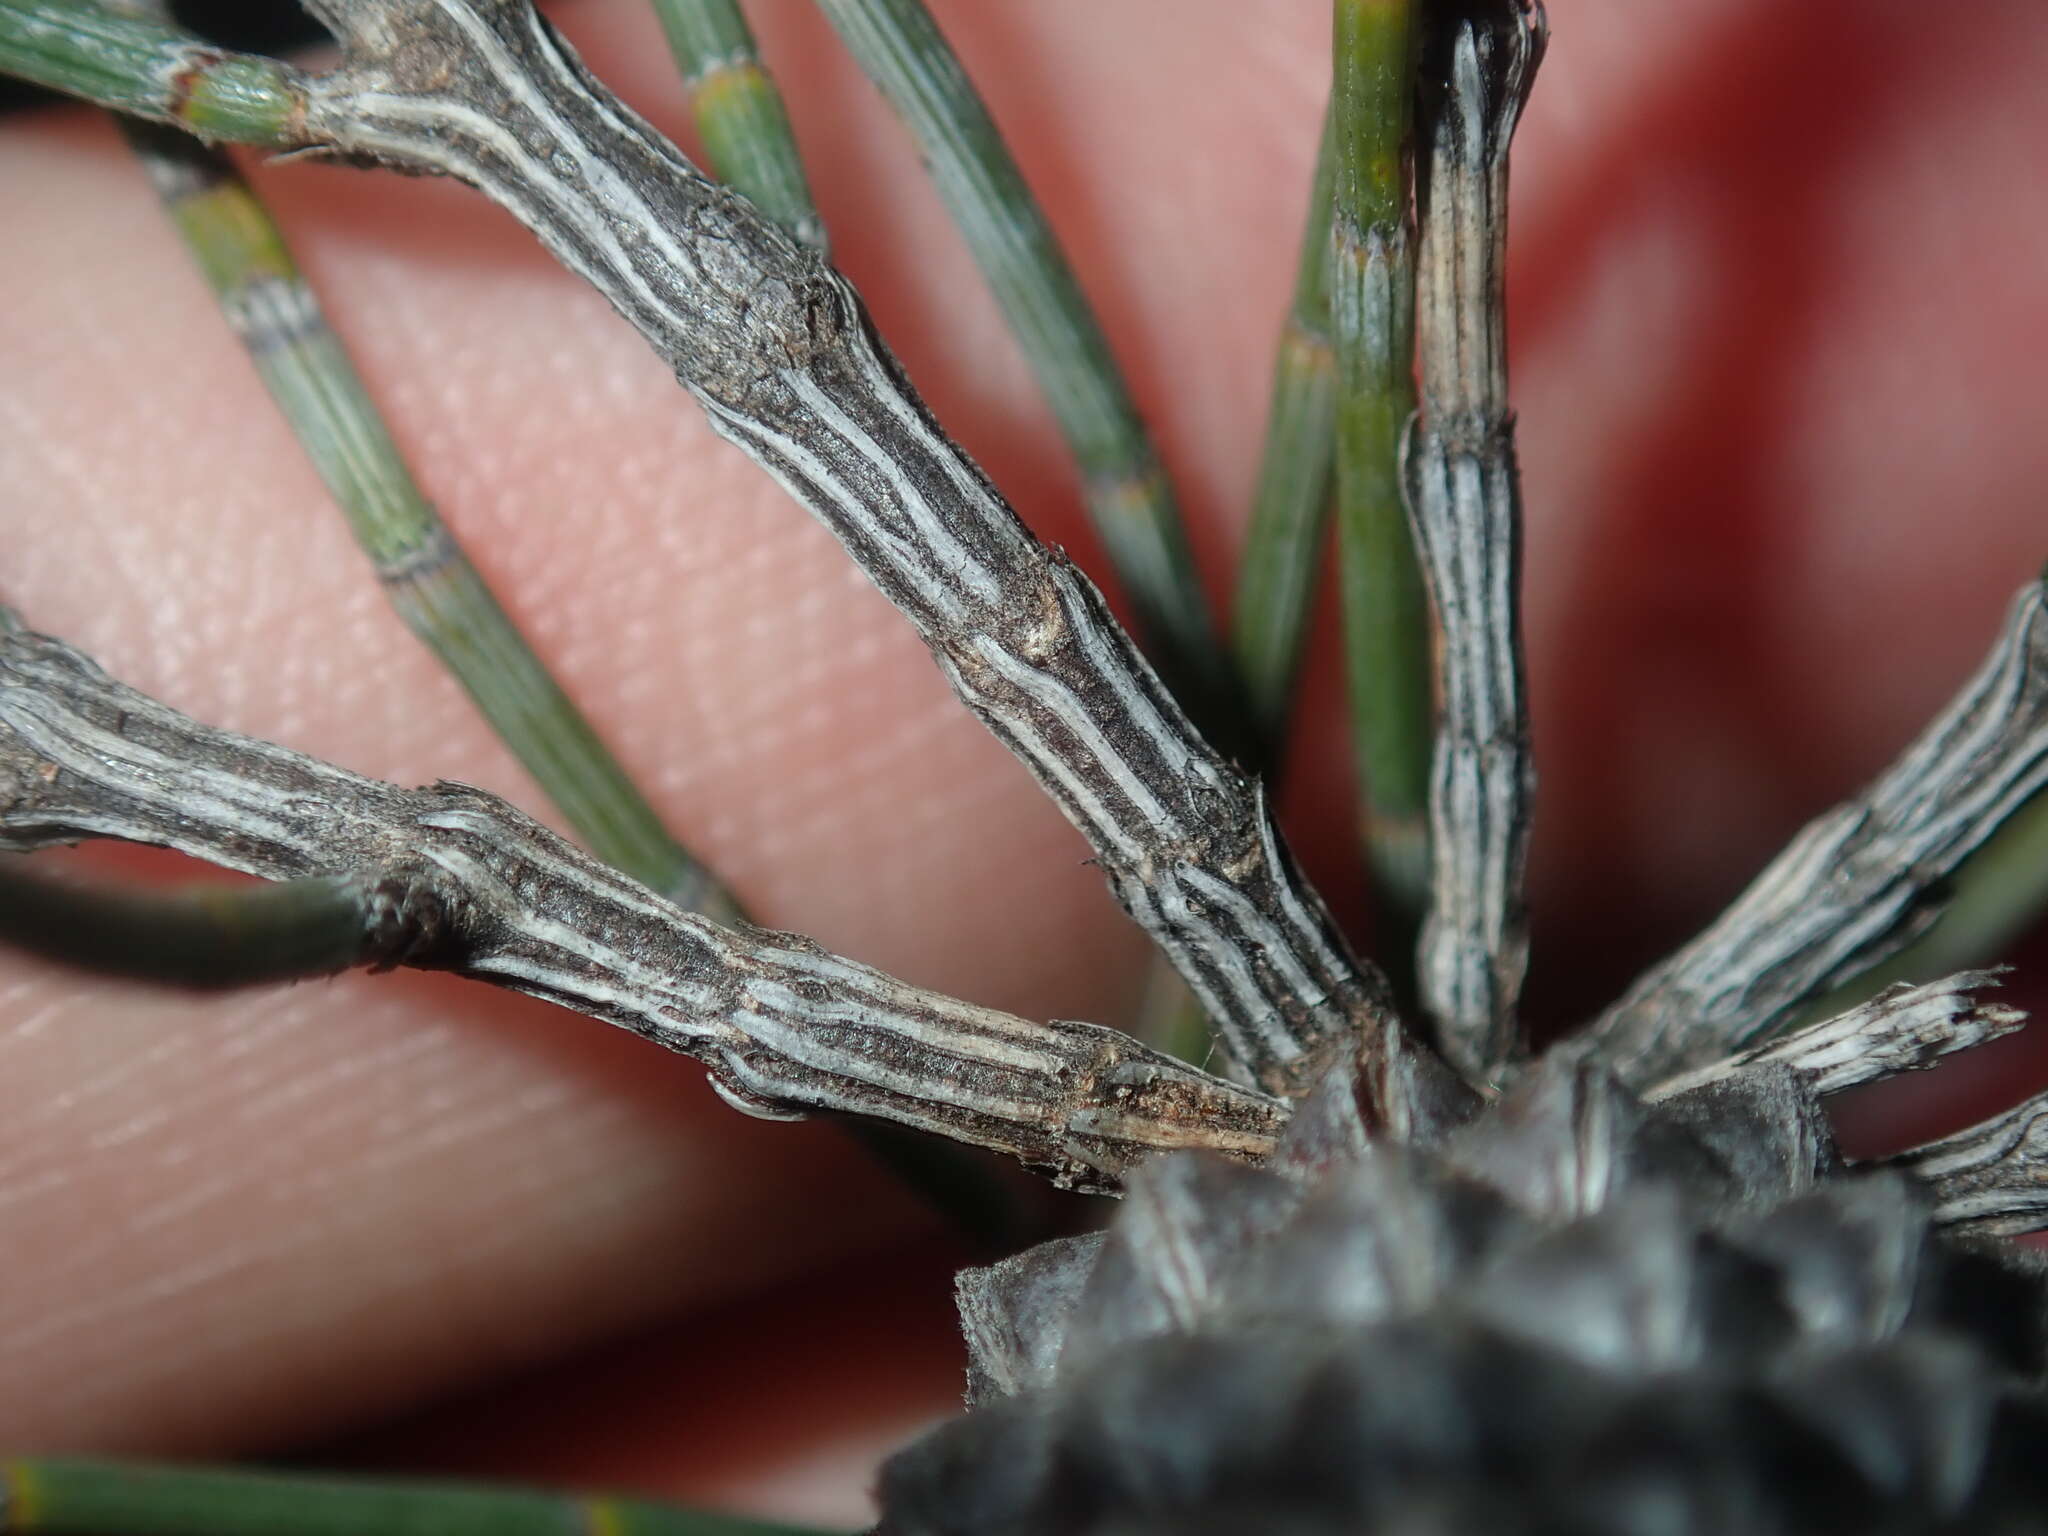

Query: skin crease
left=3, top=0, right=2048, bottom=1524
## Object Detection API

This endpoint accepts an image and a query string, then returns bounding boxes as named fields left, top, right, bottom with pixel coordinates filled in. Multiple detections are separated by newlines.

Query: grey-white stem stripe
left=0, top=615, right=1287, bottom=1194
left=1644, top=970, right=2026, bottom=1102
left=1891, top=1086, right=2048, bottom=1239
left=293, top=0, right=1410, bottom=1098
left=1590, top=581, right=2048, bottom=1086
left=1406, top=3, right=1546, bottom=1081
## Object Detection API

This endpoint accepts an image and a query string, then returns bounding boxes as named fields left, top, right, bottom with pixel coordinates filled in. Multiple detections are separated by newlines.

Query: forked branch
left=151, top=0, right=1392, bottom=1096
left=0, top=613, right=1287, bottom=1195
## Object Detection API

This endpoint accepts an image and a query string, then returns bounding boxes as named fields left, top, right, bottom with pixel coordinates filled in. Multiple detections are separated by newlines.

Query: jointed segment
left=650, top=0, right=824, bottom=252
left=1404, top=0, right=1545, bottom=1080
left=117, top=117, right=736, bottom=915
left=1330, top=0, right=1433, bottom=945
left=0, top=0, right=311, bottom=143
left=1593, top=580, right=2048, bottom=1084
left=0, top=614, right=1286, bottom=1194
left=250, top=0, right=1405, bottom=1096
left=813, top=0, right=1248, bottom=760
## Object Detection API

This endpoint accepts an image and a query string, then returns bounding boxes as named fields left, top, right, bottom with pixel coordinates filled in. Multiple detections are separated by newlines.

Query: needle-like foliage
left=3, top=2, right=2048, bottom=1532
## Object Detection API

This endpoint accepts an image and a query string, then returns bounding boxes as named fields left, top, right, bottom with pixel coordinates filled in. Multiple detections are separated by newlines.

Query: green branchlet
left=1232, top=107, right=1341, bottom=768
left=0, top=0, right=308, bottom=145
left=650, top=0, right=825, bottom=250
left=0, top=1458, right=839, bottom=1536
left=1331, top=0, right=1432, bottom=956
left=813, top=0, right=1251, bottom=760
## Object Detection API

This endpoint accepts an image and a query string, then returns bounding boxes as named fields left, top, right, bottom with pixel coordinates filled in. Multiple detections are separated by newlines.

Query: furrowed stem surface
left=811, top=0, right=1250, bottom=761
left=1591, top=581, right=2048, bottom=1085
left=1893, top=1086, right=2048, bottom=1239
left=0, top=1458, right=835, bottom=1536
left=302, top=0, right=1405, bottom=1097
left=111, top=109, right=1037, bottom=1235
left=1645, top=970, right=2026, bottom=1103
left=125, top=120, right=735, bottom=916
left=1330, top=0, right=1433, bottom=960
left=1799, top=788, right=2048, bottom=1019
left=650, top=0, right=824, bottom=250
left=1403, top=0, right=1545, bottom=1080
left=632, top=0, right=1025, bottom=1228
left=2, top=0, right=1425, bottom=1099
left=1232, top=105, right=1340, bottom=768
left=0, top=613, right=1291, bottom=1193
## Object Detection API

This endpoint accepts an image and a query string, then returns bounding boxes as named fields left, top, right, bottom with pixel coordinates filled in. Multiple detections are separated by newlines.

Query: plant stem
left=0, top=0, right=310, bottom=145
left=0, top=1458, right=836, bottom=1536
left=649, top=0, right=825, bottom=251
left=0, top=612, right=1292, bottom=1193
left=119, top=70, right=1026, bottom=1237
left=118, top=120, right=736, bottom=917
left=644, top=0, right=1157, bottom=1215
left=1892, top=1087, right=2048, bottom=1240
left=1330, top=0, right=1433, bottom=963
left=811, top=0, right=1250, bottom=760
left=1592, top=580, right=2048, bottom=1086
left=1232, top=106, right=1340, bottom=768
left=23, top=0, right=1137, bottom=1235
left=2, top=0, right=1422, bottom=1098
left=1403, top=0, right=1545, bottom=1080
left=1796, top=788, right=2048, bottom=1019
left=1644, top=970, right=2024, bottom=1103
left=0, top=860, right=422, bottom=988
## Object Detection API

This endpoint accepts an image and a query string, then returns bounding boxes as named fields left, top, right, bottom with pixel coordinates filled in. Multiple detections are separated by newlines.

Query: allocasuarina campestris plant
left=2, top=1, right=2048, bottom=1531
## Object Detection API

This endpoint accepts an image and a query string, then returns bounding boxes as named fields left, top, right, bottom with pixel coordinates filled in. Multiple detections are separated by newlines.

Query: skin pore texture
left=4, top=0, right=2048, bottom=1525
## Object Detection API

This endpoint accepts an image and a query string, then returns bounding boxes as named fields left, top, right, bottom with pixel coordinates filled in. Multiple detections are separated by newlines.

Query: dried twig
left=0, top=0, right=1416, bottom=1096
left=1806, top=786, right=2048, bottom=1012
left=1405, top=0, right=1545, bottom=1079
left=1592, top=581, right=2048, bottom=1085
left=310, top=0, right=1410, bottom=1095
left=1644, top=970, right=2026, bottom=1102
left=1891, top=1087, right=2048, bottom=1239
left=116, top=118, right=737, bottom=916
left=812, top=0, right=1248, bottom=758
left=0, top=612, right=1286, bottom=1194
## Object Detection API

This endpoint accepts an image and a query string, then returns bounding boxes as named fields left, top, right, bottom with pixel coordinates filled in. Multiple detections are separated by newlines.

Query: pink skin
left=3, top=0, right=2048, bottom=1524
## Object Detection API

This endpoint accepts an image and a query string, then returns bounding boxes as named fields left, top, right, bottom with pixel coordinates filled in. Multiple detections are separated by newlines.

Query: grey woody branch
left=1405, top=0, right=1545, bottom=1081
left=1592, top=581, right=2048, bottom=1085
left=231, top=0, right=1409, bottom=1098
left=0, top=613, right=1287, bottom=1195
left=1643, top=970, right=2026, bottom=1103
left=1892, top=1087, right=2048, bottom=1239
